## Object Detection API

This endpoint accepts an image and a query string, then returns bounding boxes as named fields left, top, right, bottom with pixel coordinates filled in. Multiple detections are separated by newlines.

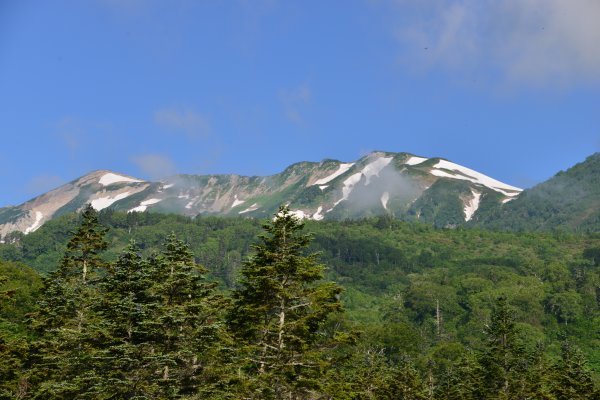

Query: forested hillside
left=474, top=153, right=600, bottom=232
left=0, top=207, right=599, bottom=398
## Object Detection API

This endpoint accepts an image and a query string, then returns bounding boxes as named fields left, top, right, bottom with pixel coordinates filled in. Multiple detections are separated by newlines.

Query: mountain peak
left=0, top=151, right=527, bottom=237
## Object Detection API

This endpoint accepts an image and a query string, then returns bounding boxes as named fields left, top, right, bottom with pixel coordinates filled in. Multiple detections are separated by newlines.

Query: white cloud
left=131, top=153, right=177, bottom=180
left=393, top=0, right=600, bottom=87
left=56, top=116, right=86, bottom=152
left=280, top=83, right=311, bottom=124
left=154, top=107, right=212, bottom=139
left=24, top=175, right=65, bottom=196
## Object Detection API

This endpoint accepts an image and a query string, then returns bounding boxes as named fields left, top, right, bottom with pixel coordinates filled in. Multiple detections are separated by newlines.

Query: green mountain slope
left=474, top=153, right=600, bottom=231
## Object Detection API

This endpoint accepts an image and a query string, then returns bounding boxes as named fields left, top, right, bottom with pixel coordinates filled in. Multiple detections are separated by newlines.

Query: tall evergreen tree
left=478, top=296, right=528, bottom=399
left=28, top=204, right=108, bottom=399
left=227, top=205, right=343, bottom=399
left=551, top=341, right=596, bottom=400
left=147, top=233, right=229, bottom=398
left=88, top=241, right=164, bottom=398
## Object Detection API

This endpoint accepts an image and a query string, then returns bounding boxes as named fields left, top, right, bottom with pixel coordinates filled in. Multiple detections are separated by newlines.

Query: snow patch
left=362, top=157, right=393, bottom=185
left=162, top=183, right=174, bottom=189
left=99, top=173, right=141, bottom=186
left=231, top=195, right=245, bottom=208
left=431, top=160, right=522, bottom=197
left=312, top=163, right=354, bottom=186
left=405, top=156, right=428, bottom=166
left=25, top=211, right=44, bottom=234
left=318, top=185, right=328, bottom=191
left=381, top=192, right=390, bottom=210
left=239, top=203, right=259, bottom=214
left=91, top=192, right=132, bottom=211
left=502, top=197, right=516, bottom=204
left=129, top=198, right=162, bottom=213
left=312, top=206, right=324, bottom=221
left=185, top=199, right=196, bottom=209
left=334, top=172, right=362, bottom=207
left=330, top=156, right=394, bottom=209
left=463, top=190, right=482, bottom=222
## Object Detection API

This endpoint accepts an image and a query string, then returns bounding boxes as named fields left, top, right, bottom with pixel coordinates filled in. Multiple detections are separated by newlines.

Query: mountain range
left=1, top=151, right=598, bottom=238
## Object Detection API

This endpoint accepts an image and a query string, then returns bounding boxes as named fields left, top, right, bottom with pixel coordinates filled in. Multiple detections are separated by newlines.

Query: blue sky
left=1, top=0, right=599, bottom=206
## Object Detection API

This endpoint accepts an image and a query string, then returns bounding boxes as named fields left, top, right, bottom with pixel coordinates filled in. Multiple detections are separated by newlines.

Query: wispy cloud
left=24, top=174, right=65, bottom=196
left=56, top=116, right=86, bottom=152
left=131, top=153, right=177, bottom=180
left=280, top=83, right=311, bottom=124
left=392, top=0, right=600, bottom=88
left=154, top=107, right=212, bottom=139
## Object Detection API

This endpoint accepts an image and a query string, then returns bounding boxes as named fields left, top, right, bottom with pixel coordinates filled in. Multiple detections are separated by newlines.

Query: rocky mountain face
left=0, top=151, right=523, bottom=238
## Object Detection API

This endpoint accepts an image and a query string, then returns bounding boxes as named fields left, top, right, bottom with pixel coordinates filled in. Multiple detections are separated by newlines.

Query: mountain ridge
left=0, top=150, right=527, bottom=238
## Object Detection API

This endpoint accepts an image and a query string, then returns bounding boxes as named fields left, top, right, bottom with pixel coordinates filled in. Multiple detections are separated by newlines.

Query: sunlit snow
left=312, top=163, right=354, bottom=186
left=312, top=206, right=324, bottom=221
left=185, top=199, right=196, bottom=209
left=99, top=173, right=142, bottom=186
left=431, top=160, right=522, bottom=197
left=25, top=211, right=44, bottom=234
left=239, top=203, right=259, bottom=214
left=231, top=195, right=245, bottom=208
left=91, top=192, right=132, bottom=211
left=381, top=192, right=389, bottom=210
left=463, top=190, right=482, bottom=221
left=318, top=185, right=328, bottom=191
left=405, top=156, right=428, bottom=166
left=331, top=156, right=393, bottom=209
left=129, top=198, right=162, bottom=213
left=362, top=157, right=392, bottom=185
left=333, top=172, right=362, bottom=207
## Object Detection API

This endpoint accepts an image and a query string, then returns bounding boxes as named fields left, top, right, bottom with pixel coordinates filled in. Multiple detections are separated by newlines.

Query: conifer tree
left=0, top=275, right=29, bottom=399
left=551, top=341, right=596, bottom=400
left=147, top=233, right=229, bottom=398
left=28, top=204, right=108, bottom=399
left=227, top=205, right=343, bottom=399
left=89, top=241, right=164, bottom=398
left=478, top=295, right=527, bottom=399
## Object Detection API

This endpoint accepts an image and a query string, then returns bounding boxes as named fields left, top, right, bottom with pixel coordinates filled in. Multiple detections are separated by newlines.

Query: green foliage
left=227, top=206, right=344, bottom=398
left=476, top=152, right=600, bottom=232
left=1, top=206, right=600, bottom=397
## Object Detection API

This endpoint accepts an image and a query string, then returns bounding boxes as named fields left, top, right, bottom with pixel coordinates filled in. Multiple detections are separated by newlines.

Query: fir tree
left=28, top=204, right=108, bottom=399
left=227, top=205, right=343, bottom=399
left=551, top=341, right=596, bottom=400
left=147, top=233, right=229, bottom=398
left=88, top=241, right=164, bottom=398
left=478, top=295, right=527, bottom=399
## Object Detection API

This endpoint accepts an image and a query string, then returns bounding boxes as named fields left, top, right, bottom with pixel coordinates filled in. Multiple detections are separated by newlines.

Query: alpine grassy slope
left=0, top=151, right=523, bottom=238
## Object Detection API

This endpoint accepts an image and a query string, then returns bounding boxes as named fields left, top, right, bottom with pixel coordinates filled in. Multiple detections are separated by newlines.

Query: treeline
left=0, top=207, right=599, bottom=398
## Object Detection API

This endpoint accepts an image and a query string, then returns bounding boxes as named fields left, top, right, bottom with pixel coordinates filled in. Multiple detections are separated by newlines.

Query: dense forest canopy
left=0, top=207, right=599, bottom=398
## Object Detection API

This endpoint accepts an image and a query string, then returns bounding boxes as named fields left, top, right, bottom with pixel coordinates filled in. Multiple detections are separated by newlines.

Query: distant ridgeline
left=2, top=151, right=600, bottom=238
left=1, top=150, right=531, bottom=239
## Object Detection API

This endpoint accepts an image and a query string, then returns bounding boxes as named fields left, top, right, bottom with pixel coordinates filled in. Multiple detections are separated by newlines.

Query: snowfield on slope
left=332, top=156, right=393, bottom=209
left=404, top=156, right=428, bottom=166
left=25, top=211, right=44, bottom=234
left=91, top=192, right=132, bottom=211
left=129, top=198, right=162, bottom=213
left=99, top=173, right=142, bottom=186
left=430, top=160, right=522, bottom=197
left=463, top=190, right=482, bottom=221
left=312, top=163, right=354, bottom=186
